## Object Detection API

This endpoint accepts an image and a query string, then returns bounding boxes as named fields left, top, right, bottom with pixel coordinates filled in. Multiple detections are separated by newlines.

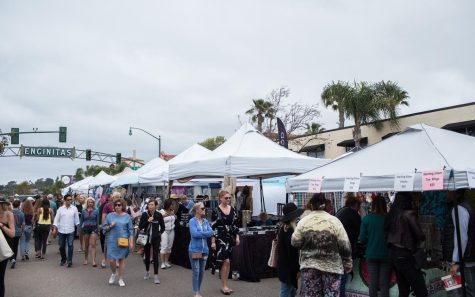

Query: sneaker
left=144, top=271, right=150, bottom=280
left=10, top=260, right=16, bottom=269
left=165, top=262, right=172, bottom=268
left=25, top=254, right=29, bottom=261
left=108, top=273, right=116, bottom=285
left=161, top=263, right=166, bottom=269
left=154, top=275, right=160, bottom=284
left=67, top=262, right=72, bottom=268
left=60, top=261, right=66, bottom=266
left=118, top=279, right=126, bottom=287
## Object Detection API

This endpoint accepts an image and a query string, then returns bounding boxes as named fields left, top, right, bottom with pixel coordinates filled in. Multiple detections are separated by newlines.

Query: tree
left=337, top=80, right=409, bottom=148
left=199, top=136, right=226, bottom=151
left=321, top=81, right=352, bottom=128
left=15, top=181, right=31, bottom=195
left=305, top=122, right=326, bottom=135
left=245, top=99, right=275, bottom=132
left=74, top=168, right=85, bottom=181
left=0, top=129, right=8, bottom=156
left=281, top=102, right=321, bottom=135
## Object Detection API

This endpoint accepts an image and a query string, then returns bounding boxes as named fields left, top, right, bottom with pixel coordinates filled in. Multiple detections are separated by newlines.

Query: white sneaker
left=165, top=262, right=172, bottom=268
left=154, top=275, right=160, bottom=284
left=118, top=279, right=126, bottom=287
left=108, top=273, right=116, bottom=285
left=161, top=262, right=166, bottom=269
left=144, top=271, right=150, bottom=280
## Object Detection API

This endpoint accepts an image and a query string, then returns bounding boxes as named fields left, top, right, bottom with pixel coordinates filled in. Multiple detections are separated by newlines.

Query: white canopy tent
left=169, top=123, right=328, bottom=180
left=61, top=176, right=94, bottom=195
left=139, top=144, right=211, bottom=185
left=286, top=124, right=475, bottom=193
left=110, top=157, right=167, bottom=187
left=88, top=170, right=118, bottom=188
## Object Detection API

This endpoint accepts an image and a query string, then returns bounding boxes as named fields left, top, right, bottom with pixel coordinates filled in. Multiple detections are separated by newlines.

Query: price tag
left=308, top=178, right=322, bottom=193
left=394, top=174, right=415, bottom=192
left=422, top=170, right=444, bottom=191
left=468, top=169, right=475, bottom=189
left=343, top=177, right=361, bottom=192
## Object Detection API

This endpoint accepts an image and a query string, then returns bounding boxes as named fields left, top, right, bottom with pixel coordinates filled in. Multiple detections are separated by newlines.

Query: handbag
left=0, top=231, right=13, bottom=262
left=413, top=248, right=427, bottom=269
left=191, top=252, right=203, bottom=259
left=136, top=232, right=148, bottom=246
left=117, top=237, right=129, bottom=248
left=267, top=236, right=278, bottom=268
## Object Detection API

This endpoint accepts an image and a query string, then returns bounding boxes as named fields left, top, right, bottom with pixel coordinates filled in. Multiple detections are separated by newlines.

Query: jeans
left=339, top=272, right=348, bottom=297
left=453, top=266, right=475, bottom=297
left=58, top=232, right=75, bottom=264
left=20, top=225, right=32, bottom=257
left=388, top=246, right=428, bottom=297
left=367, top=259, right=390, bottom=297
left=280, top=282, right=297, bottom=297
left=189, top=252, right=207, bottom=294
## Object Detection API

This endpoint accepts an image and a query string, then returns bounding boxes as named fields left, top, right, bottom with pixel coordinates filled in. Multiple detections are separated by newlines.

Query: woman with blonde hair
left=211, top=190, right=240, bottom=295
left=82, top=197, right=99, bottom=266
left=103, top=198, right=134, bottom=287
left=0, top=196, right=15, bottom=297
left=20, top=199, right=34, bottom=261
left=189, top=202, right=213, bottom=297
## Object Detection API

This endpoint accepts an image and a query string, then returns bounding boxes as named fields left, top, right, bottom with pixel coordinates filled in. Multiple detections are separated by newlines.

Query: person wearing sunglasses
left=188, top=202, right=214, bottom=297
left=102, top=197, right=134, bottom=287
left=211, top=190, right=240, bottom=295
left=138, top=199, right=165, bottom=284
left=52, top=193, right=80, bottom=268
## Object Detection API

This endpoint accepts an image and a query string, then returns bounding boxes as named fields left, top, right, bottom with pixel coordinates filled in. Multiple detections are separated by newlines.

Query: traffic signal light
left=116, top=153, right=121, bottom=164
left=85, top=149, right=92, bottom=161
left=59, top=127, right=67, bottom=142
left=10, top=128, right=19, bottom=144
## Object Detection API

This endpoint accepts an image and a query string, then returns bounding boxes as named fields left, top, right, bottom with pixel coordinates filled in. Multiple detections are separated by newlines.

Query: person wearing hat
left=277, top=203, right=303, bottom=297
left=0, top=196, right=16, bottom=297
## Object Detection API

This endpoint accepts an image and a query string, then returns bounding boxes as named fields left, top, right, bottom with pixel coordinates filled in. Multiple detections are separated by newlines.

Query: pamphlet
left=441, top=274, right=462, bottom=291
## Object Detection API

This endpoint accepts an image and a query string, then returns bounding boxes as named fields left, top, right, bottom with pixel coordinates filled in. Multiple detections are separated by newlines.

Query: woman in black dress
left=211, top=190, right=240, bottom=295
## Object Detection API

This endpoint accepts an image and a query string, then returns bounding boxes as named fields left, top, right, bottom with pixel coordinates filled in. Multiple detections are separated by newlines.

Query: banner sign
left=276, top=117, right=288, bottom=148
left=343, top=176, right=361, bottom=192
left=394, top=174, right=415, bottom=192
left=422, top=170, right=444, bottom=191
left=21, top=146, right=75, bottom=159
left=468, top=169, right=475, bottom=189
left=308, top=178, right=322, bottom=193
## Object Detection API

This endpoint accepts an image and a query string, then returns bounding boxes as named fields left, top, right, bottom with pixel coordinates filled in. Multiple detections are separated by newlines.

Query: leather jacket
left=386, top=210, right=425, bottom=252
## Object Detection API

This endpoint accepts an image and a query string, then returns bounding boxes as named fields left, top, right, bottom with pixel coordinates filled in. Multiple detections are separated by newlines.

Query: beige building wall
left=290, top=103, right=475, bottom=159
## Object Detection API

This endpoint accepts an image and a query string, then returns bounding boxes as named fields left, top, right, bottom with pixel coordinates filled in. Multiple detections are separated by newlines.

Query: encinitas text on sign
left=20, top=146, right=75, bottom=159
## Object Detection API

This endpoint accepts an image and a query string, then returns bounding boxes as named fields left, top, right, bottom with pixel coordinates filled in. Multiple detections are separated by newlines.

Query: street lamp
left=129, top=126, right=162, bottom=158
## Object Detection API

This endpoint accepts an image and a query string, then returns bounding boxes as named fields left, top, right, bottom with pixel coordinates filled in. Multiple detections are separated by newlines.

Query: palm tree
left=321, top=81, right=352, bottom=128
left=343, top=81, right=409, bottom=148
left=305, top=122, right=325, bottom=135
left=245, top=99, right=275, bottom=132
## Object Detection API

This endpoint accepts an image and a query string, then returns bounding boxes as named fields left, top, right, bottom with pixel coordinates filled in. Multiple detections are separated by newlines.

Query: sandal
left=92, top=263, right=97, bottom=267
left=220, top=289, right=231, bottom=295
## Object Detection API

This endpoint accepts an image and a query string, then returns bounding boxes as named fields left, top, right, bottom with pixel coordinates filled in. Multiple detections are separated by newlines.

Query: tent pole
left=259, top=177, right=266, bottom=213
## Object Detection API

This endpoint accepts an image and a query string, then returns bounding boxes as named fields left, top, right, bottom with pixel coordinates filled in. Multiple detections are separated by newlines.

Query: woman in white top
left=159, top=199, right=176, bottom=269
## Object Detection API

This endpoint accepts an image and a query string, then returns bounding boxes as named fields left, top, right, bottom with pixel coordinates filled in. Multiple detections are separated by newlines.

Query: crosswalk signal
left=85, top=149, right=92, bottom=161
left=116, top=153, right=121, bottom=164
left=10, top=128, right=19, bottom=145
left=59, top=127, right=67, bottom=143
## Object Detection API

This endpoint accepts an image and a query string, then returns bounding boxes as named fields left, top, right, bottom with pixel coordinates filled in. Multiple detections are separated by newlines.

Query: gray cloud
left=1, top=0, right=474, bottom=184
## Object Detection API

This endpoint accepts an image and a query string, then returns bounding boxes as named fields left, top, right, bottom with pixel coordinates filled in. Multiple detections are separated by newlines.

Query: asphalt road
left=5, top=240, right=280, bottom=297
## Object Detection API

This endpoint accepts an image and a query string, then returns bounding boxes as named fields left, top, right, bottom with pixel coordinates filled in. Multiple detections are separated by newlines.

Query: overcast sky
left=1, top=0, right=474, bottom=185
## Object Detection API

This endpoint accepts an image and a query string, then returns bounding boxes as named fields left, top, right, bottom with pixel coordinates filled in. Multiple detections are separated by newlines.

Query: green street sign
left=20, top=146, right=75, bottom=159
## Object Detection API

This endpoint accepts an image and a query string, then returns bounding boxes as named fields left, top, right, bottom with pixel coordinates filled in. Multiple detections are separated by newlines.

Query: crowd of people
left=1, top=188, right=473, bottom=297
left=0, top=189, right=243, bottom=297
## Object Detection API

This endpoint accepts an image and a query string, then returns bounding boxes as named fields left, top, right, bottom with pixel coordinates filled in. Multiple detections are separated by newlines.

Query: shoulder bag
left=0, top=231, right=13, bottom=261
left=267, top=231, right=279, bottom=268
left=136, top=213, right=149, bottom=246
left=118, top=237, right=129, bottom=248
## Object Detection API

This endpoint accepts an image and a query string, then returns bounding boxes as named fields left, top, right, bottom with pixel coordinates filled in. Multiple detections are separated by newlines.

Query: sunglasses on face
left=224, top=197, right=231, bottom=200
left=114, top=203, right=122, bottom=207
left=200, top=207, right=205, bottom=210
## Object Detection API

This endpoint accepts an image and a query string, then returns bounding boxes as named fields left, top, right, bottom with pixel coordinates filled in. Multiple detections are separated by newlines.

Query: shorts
left=82, top=226, right=98, bottom=235
left=160, top=230, right=175, bottom=254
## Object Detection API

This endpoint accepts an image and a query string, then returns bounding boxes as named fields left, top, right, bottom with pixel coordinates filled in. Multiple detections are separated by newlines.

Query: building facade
left=290, top=102, right=475, bottom=159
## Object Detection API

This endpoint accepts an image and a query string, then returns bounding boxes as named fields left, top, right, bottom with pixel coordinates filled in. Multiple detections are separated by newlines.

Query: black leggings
left=143, top=239, right=160, bottom=274
left=11, top=237, right=19, bottom=261
left=100, top=231, right=105, bottom=253
left=35, top=224, right=50, bottom=256
left=0, top=259, right=7, bottom=297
